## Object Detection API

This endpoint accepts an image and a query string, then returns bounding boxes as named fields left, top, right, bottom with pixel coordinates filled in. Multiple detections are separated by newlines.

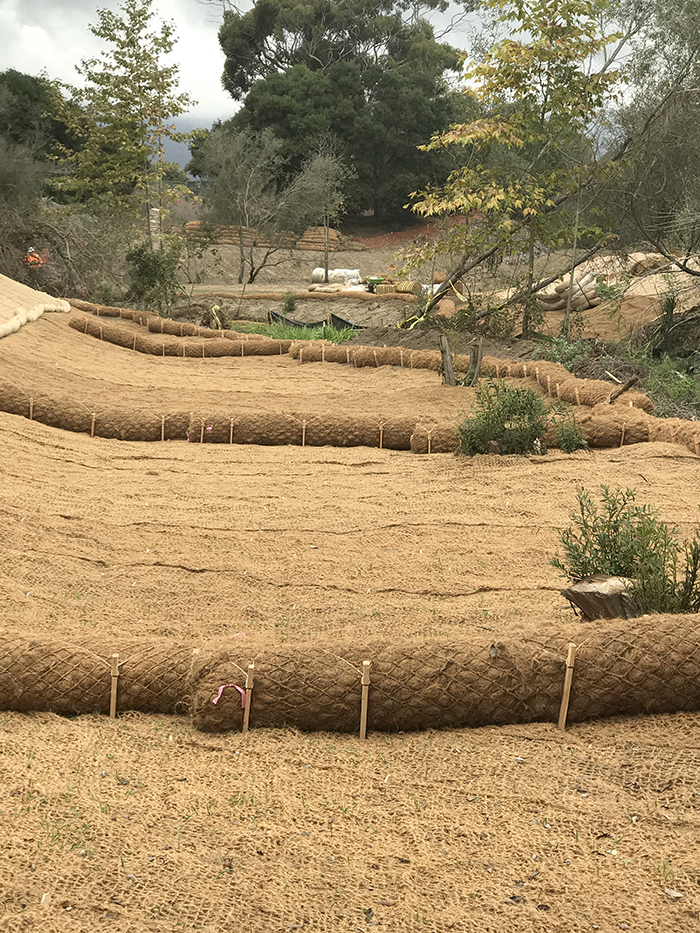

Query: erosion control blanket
left=2, top=614, right=699, bottom=733
left=0, top=272, right=70, bottom=337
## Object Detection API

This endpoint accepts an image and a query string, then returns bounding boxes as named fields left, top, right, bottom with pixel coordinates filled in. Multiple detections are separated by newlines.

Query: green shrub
left=555, top=412, right=588, bottom=453
left=126, top=239, right=182, bottom=311
left=552, top=485, right=700, bottom=614
left=458, top=379, right=550, bottom=455
left=282, top=289, right=297, bottom=316
left=534, top=335, right=590, bottom=368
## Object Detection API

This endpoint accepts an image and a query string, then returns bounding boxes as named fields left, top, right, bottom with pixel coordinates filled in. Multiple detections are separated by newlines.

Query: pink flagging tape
left=212, top=683, right=246, bottom=708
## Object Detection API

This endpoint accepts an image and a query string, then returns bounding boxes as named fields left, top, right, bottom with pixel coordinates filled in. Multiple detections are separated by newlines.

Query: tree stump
left=561, top=574, right=638, bottom=620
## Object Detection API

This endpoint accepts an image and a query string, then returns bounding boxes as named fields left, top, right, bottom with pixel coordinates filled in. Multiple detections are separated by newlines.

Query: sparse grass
left=232, top=321, right=357, bottom=344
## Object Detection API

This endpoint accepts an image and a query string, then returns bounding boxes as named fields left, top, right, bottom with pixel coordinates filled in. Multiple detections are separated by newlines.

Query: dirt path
left=1, top=313, right=700, bottom=931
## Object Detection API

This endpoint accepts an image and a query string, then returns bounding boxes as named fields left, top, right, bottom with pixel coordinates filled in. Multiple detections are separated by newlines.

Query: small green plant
left=555, top=412, right=588, bottom=453
left=534, top=335, right=590, bottom=368
left=552, top=486, right=700, bottom=614
left=282, top=289, right=297, bottom=316
left=457, top=379, right=551, bottom=455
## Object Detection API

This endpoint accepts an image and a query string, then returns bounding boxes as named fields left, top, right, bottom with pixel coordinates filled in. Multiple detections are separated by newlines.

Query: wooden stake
left=546, top=375, right=551, bottom=395
left=439, top=335, right=456, bottom=386
left=301, top=420, right=307, bottom=447
left=557, top=643, right=577, bottom=731
left=200, top=420, right=205, bottom=444
left=161, top=415, right=165, bottom=441
left=556, top=383, right=561, bottom=400
left=242, top=663, right=255, bottom=734
left=619, top=423, right=626, bottom=448
left=535, top=367, right=541, bottom=386
left=378, top=422, right=385, bottom=450
left=133, top=336, right=137, bottom=350
left=373, top=349, right=379, bottom=368
left=523, top=363, right=528, bottom=377
left=230, top=418, right=235, bottom=444
left=29, top=398, right=34, bottom=421
left=575, top=387, right=581, bottom=406
left=90, top=413, right=96, bottom=438
left=162, top=344, right=166, bottom=357
left=109, top=654, right=120, bottom=719
left=359, top=660, right=371, bottom=740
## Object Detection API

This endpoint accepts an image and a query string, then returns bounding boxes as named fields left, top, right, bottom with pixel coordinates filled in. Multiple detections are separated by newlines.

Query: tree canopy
left=196, top=125, right=348, bottom=282
left=217, top=0, right=464, bottom=218
left=598, top=0, right=700, bottom=272
left=60, top=0, right=194, bottom=225
left=0, top=70, right=81, bottom=160
left=407, top=0, right=630, bottom=327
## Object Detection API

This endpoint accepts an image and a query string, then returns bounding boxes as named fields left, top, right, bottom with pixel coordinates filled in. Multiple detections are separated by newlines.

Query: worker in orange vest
left=23, top=247, right=44, bottom=269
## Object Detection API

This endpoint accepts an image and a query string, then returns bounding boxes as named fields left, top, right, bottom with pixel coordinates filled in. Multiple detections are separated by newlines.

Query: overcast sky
left=1, top=0, right=477, bottom=129
left=0, top=0, right=235, bottom=125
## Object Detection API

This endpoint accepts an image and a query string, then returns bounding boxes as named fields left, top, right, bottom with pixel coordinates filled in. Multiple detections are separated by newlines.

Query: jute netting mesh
left=2, top=303, right=700, bottom=931
left=2, top=709, right=700, bottom=932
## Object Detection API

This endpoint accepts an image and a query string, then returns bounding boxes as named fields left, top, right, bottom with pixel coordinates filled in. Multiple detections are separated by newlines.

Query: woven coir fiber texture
left=187, top=411, right=419, bottom=449
left=4, top=614, right=699, bottom=731
left=191, top=613, right=700, bottom=732
left=0, top=635, right=193, bottom=715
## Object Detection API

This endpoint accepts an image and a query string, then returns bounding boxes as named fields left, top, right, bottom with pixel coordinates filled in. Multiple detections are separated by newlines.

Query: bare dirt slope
left=1, top=310, right=700, bottom=932
left=186, top=243, right=700, bottom=342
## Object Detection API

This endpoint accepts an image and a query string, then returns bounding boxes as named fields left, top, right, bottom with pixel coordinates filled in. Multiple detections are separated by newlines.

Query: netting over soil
left=4, top=709, right=699, bottom=933
left=2, top=305, right=698, bottom=456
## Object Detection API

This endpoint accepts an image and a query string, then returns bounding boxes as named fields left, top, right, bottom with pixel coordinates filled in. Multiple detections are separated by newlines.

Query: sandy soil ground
left=1, top=307, right=700, bottom=931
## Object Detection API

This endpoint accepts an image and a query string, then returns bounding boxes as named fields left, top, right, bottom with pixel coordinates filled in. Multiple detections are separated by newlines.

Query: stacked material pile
left=183, top=221, right=295, bottom=248
left=536, top=270, right=601, bottom=313
left=183, top=221, right=341, bottom=251
left=295, top=227, right=342, bottom=251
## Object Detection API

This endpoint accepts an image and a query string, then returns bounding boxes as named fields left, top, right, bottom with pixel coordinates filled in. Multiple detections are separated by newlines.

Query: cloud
left=0, top=0, right=235, bottom=123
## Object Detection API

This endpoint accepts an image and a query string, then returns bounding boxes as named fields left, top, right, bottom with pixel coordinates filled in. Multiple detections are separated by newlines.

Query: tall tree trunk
left=521, top=218, right=536, bottom=338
